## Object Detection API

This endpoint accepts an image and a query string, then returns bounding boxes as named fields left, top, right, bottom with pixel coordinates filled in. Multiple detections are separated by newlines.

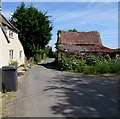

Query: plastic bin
left=2, top=66, right=18, bottom=91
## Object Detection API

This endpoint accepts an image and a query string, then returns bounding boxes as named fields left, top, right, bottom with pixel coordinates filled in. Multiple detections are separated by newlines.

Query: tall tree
left=10, top=3, right=53, bottom=59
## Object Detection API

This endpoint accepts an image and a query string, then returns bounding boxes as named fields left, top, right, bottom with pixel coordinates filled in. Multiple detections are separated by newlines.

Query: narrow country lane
left=4, top=58, right=118, bottom=117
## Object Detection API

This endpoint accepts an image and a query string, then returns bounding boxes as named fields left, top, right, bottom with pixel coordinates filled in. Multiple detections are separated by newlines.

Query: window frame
left=19, top=51, right=22, bottom=59
left=3, top=25, right=8, bottom=35
left=9, top=30, right=13, bottom=38
left=9, top=50, right=14, bottom=61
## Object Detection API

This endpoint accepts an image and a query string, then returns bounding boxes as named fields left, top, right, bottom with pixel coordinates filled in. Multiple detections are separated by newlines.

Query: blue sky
left=2, top=2, right=118, bottom=51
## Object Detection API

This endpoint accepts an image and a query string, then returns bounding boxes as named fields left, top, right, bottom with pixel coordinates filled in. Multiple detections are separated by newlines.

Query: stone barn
left=57, top=31, right=115, bottom=61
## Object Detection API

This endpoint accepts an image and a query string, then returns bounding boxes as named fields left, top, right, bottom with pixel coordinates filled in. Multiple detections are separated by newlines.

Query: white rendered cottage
left=0, top=14, right=25, bottom=68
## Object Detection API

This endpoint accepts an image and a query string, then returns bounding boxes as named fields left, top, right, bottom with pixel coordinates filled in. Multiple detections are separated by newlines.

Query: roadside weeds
left=1, top=58, right=48, bottom=117
left=1, top=63, right=34, bottom=116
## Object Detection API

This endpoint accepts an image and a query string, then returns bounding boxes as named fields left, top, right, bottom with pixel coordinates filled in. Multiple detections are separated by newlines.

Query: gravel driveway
left=4, top=58, right=119, bottom=117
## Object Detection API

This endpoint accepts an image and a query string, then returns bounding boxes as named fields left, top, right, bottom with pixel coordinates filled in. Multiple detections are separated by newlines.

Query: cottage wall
left=8, top=31, right=25, bottom=66
left=0, top=27, right=9, bottom=68
left=0, top=27, right=25, bottom=68
left=0, top=28, right=2, bottom=67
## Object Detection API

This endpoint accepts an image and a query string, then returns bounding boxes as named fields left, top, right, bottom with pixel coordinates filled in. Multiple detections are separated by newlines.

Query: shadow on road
left=43, top=73, right=118, bottom=117
left=39, top=58, right=59, bottom=71
left=39, top=58, right=118, bottom=117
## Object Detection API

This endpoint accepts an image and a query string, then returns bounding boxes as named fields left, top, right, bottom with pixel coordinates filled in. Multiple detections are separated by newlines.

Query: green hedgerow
left=85, top=55, right=100, bottom=66
left=83, top=66, right=97, bottom=74
left=96, top=61, right=110, bottom=73
left=72, top=62, right=86, bottom=73
left=109, top=61, right=120, bottom=73
left=58, top=54, right=120, bottom=74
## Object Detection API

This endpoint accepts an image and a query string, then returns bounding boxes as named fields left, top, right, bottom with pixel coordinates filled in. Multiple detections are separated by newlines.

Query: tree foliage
left=10, top=3, right=53, bottom=58
left=68, top=29, right=78, bottom=32
left=115, top=48, right=120, bottom=52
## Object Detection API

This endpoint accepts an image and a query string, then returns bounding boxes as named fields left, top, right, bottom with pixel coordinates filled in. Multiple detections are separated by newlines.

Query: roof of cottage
left=0, top=23, right=10, bottom=43
left=0, top=14, right=19, bottom=33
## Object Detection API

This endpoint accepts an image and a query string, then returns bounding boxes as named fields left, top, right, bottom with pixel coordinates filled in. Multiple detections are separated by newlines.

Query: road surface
left=4, top=58, right=119, bottom=117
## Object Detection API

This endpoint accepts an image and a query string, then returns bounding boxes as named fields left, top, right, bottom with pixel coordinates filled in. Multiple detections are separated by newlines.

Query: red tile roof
left=79, top=45, right=115, bottom=52
left=58, top=31, right=115, bottom=53
left=61, top=43, right=115, bottom=53
left=59, top=31, right=102, bottom=45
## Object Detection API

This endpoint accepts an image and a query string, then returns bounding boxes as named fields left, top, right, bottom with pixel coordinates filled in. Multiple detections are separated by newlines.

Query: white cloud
left=50, top=4, right=117, bottom=30
left=48, top=3, right=118, bottom=49
left=49, top=2, right=117, bottom=22
left=2, top=2, right=117, bottom=49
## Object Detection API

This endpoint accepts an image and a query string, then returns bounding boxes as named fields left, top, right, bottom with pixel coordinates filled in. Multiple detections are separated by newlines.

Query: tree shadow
left=38, top=58, right=59, bottom=71
left=43, top=73, right=118, bottom=117
left=39, top=58, right=119, bottom=117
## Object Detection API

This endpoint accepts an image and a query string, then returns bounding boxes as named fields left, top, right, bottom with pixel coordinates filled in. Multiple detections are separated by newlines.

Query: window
left=9, top=50, right=14, bottom=61
left=19, top=51, right=22, bottom=59
left=9, top=30, right=13, bottom=38
left=3, top=25, right=8, bottom=34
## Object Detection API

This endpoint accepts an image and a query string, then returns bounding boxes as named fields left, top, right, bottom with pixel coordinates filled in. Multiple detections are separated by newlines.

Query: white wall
left=0, top=27, right=2, bottom=68
left=0, top=26, right=25, bottom=68
left=0, top=27, right=9, bottom=68
left=8, top=31, right=25, bottom=66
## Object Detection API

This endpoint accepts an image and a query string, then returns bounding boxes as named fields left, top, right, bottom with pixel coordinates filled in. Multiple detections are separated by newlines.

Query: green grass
left=18, top=81, right=22, bottom=87
left=1, top=91, right=16, bottom=116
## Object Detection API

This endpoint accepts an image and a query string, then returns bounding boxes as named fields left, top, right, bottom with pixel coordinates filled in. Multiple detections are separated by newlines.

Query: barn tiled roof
left=58, top=31, right=115, bottom=53
left=60, top=43, right=115, bottom=53
left=59, top=31, right=102, bottom=45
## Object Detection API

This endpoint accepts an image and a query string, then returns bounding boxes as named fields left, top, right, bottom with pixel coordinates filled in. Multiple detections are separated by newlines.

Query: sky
left=2, top=2, right=118, bottom=51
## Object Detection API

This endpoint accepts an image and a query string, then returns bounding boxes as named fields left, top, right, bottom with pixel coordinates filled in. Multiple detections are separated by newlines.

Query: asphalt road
left=5, top=58, right=119, bottom=117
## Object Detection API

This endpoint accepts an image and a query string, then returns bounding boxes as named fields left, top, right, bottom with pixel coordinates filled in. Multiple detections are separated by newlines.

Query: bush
left=58, top=54, right=85, bottom=72
left=9, top=61, right=18, bottom=66
left=85, top=55, right=98, bottom=66
left=96, top=61, right=110, bottom=73
left=34, top=53, right=42, bottom=63
left=58, top=54, right=120, bottom=74
left=84, top=66, right=97, bottom=74
left=95, top=61, right=120, bottom=73
left=72, top=61, right=86, bottom=73
left=58, top=55, right=71, bottom=70
left=109, top=61, right=120, bottom=73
